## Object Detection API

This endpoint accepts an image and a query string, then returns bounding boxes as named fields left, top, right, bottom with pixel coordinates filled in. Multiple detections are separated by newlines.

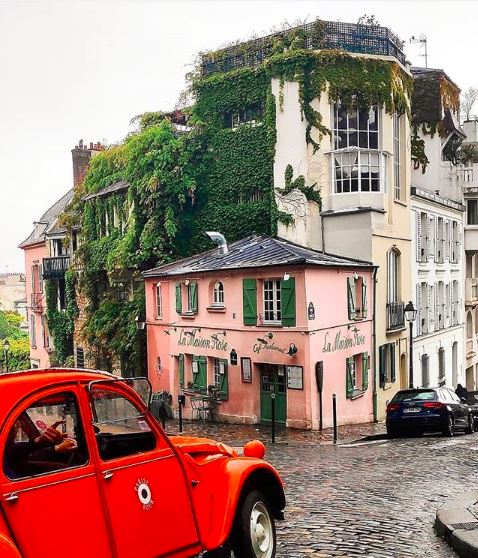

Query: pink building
left=143, top=236, right=376, bottom=429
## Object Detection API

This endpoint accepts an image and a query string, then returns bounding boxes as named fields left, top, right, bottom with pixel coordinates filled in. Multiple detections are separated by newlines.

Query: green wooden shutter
left=191, top=282, right=198, bottom=313
left=198, top=355, right=207, bottom=391
left=362, top=280, right=368, bottom=319
left=346, top=357, right=354, bottom=398
left=243, top=279, right=257, bottom=326
left=362, top=352, right=369, bottom=391
left=347, top=277, right=356, bottom=320
left=178, top=354, right=185, bottom=388
left=379, top=345, right=386, bottom=387
left=281, top=277, right=296, bottom=327
left=218, top=359, right=229, bottom=400
left=175, top=283, right=182, bottom=314
left=390, top=343, right=396, bottom=383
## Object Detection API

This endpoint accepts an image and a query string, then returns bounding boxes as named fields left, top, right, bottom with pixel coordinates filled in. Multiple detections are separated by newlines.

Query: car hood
left=169, top=436, right=238, bottom=458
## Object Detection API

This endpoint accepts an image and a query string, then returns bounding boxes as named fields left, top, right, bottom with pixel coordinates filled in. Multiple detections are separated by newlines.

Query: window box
left=207, top=306, right=226, bottom=313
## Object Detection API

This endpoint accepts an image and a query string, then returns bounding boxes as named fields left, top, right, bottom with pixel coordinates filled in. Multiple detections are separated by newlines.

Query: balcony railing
left=31, top=292, right=44, bottom=313
left=42, top=256, right=70, bottom=279
left=386, top=301, right=405, bottom=331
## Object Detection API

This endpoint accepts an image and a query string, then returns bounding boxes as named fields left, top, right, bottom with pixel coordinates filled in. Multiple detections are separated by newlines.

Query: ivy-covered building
left=192, top=19, right=413, bottom=420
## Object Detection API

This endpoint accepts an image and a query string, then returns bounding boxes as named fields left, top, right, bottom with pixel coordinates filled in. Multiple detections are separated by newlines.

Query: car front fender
left=197, top=457, right=285, bottom=551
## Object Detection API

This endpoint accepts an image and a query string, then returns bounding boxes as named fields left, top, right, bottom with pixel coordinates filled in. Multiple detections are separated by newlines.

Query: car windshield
left=392, top=390, right=437, bottom=402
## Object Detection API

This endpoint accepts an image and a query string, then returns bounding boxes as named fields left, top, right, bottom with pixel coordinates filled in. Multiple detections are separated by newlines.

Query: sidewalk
left=435, top=492, right=478, bottom=558
left=162, top=418, right=386, bottom=447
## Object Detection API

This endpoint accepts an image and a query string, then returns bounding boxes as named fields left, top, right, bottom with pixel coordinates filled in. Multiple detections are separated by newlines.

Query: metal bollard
left=333, top=393, right=338, bottom=444
left=271, top=393, right=276, bottom=444
left=178, top=394, right=185, bottom=433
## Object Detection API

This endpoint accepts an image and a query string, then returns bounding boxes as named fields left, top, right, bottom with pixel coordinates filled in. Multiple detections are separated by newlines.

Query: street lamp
left=3, top=338, right=10, bottom=373
left=404, top=301, right=417, bottom=389
left=135, top=315, right=146, bottom=331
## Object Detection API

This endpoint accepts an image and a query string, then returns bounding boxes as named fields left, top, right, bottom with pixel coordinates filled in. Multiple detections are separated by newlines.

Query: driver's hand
left=54, top=438, right=77, bottom=454
left=35, top=420, right=67, bottom=446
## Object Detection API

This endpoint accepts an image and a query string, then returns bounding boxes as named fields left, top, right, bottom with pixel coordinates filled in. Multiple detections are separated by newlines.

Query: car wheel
left=443, top=415, right=455, bottom=437
left=232, top=490, right=276, bottom=558
left=465, top=413, right=474, bottom=435
left=203, top=543, right=233, bottom=558
left=387, top=426, right=399, bottom=439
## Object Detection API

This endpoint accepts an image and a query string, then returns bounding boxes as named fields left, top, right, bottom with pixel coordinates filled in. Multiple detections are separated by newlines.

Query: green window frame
left=243, top=278, right=257, bottom=326
left=214, top=358, right=229, bottom=400
left=346, top=352, right=369, bottom=399
left=192, top=355, right=207, bottom=392
left=178, top=353, right=185, bottom=388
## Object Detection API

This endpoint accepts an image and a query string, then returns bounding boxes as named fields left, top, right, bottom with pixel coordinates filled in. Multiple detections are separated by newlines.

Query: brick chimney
left=71, top=139, right=104, bottom=187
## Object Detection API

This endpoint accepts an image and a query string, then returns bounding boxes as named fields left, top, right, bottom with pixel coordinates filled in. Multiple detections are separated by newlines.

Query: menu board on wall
left=287, top=365, right=303, bottom=390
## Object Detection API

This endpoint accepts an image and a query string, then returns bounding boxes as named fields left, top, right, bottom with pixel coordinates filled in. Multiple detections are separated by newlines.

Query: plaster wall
left=23, top=243, right=50, bottom=369
left=145, top=265, right=374, bottom=429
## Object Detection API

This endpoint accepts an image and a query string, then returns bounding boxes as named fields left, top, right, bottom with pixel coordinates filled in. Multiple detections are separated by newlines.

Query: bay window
left=332, top=102, right=386, bottom=194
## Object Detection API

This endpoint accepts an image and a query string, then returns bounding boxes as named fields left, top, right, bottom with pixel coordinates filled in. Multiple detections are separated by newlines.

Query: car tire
left=387, top=427, right=399, bottom=439
left=465, top=414, right=474, bottom=435
left=232, top=490, right=276, bottom=558
left=442, top=415, right=455, bottom=437
left=203, top=543, right=233, bottom=558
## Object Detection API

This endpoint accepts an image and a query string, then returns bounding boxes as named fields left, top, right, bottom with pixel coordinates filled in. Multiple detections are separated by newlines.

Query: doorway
left=466, top=366, right=474, bottom=390
left=400, top=353, right=407, bottom=388
left=260, top=364, right=287, bottom=424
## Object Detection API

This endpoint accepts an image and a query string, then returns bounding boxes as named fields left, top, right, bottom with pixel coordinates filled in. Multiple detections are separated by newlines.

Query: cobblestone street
left=167, top=421, right=478, bottom=557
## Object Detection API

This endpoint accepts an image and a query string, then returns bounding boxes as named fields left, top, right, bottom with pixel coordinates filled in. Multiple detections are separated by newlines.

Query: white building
left=411, top=189, right=465, bottom=387
left=410, top=68, right=466, bottom=389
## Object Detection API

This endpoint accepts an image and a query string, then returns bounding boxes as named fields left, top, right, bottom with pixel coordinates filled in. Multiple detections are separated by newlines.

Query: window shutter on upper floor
left=457, top=225, right=462, bottom=263
left=175, top=283, right=182, bottom=314
left=434, top=217, right=439, bottom=263
left=281, top=277, right=296, bottom=327
left=445, top=220, right=450, bottom=260
left=362, top=352, right=369, bottom=391
left=242, top=279, right=257, bottom=326
left=428, top=284, right=434, bottom=330
left=346, top=357, right=354, bottom=398
left=362, top=280, right=368, bottom=319
left=435, top=282, right=439, bottom=326
left=416, top=213, right=421, bottom=262
left=428, top=216, right=434, bottom=262
left=190, top=282, right=198, bottom=314
left=347, top=276, right=356, bottom=320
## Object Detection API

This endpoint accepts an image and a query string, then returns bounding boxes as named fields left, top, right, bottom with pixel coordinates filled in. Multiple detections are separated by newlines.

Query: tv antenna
left=410, top=34, right=428, bottom=68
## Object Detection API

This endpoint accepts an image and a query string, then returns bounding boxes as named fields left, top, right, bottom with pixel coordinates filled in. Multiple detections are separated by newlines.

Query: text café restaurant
left=143, top=235, right=375, bottom=429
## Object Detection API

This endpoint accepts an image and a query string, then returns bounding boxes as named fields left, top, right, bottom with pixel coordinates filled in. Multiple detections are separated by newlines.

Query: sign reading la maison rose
left=322, top=329, right=366, bottom=353
left=178, top=330, right=228, bottom=352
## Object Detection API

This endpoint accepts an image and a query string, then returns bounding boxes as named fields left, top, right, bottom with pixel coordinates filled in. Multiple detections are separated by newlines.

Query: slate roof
left=19, top=189, right=74, bottom=248
left=143, top=235, right=374, bottom=278
left=82, top=180, right=129, bottom=201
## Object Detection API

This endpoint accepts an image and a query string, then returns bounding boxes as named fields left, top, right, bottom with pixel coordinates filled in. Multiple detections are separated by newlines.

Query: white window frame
left=263, top=279, right=281, bottom=325
left=393, top=113, right=401, bottom=201
left=213, top=281, right=224, bottom=306
left=331, top=148, right=386, bottom=194
left=387, top=249, right=399, bottom=304
left=155, top=283, right=162, bottom=318
left=213, top=357, right=226, bottom=388
left=187, top=283, right=194, bottom=313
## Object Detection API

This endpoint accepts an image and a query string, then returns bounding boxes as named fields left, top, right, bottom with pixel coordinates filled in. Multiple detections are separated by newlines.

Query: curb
left=435, top=491, right=478, bottom=558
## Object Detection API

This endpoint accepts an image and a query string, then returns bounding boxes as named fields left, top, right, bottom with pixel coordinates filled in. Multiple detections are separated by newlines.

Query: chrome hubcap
left=250, top=501, right=273, bottom=558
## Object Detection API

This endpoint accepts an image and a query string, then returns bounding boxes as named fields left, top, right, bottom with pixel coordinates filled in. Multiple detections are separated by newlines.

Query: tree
left=461, top=87, right=478, bottom=121
left=357, top=15, right=380, bottom=27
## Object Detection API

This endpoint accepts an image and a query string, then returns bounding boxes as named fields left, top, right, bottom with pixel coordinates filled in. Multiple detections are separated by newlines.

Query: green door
left=260, top=364, right=287, bottom=424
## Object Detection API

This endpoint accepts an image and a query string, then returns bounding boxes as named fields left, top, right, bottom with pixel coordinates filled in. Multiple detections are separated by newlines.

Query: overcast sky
left=0, top=0, right=476, bottom=272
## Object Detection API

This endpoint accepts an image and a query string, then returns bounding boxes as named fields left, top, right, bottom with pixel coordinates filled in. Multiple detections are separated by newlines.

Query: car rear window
left=392, top=390, right=437, bottom=402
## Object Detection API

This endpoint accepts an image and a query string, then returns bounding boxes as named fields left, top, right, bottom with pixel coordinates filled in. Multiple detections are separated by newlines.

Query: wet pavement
left=166, top=419, right=478, bottom=557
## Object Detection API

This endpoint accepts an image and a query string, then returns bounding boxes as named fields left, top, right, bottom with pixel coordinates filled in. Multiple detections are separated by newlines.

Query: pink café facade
left=143, top=236, right=376, bottom=429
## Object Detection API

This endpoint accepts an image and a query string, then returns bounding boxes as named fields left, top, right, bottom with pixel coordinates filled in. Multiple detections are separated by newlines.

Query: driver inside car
left=4, top=416, right=78, bottom=479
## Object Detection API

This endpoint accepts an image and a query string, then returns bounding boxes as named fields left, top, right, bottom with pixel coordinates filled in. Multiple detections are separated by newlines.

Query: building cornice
left=411, top=187, right=465, bottom=212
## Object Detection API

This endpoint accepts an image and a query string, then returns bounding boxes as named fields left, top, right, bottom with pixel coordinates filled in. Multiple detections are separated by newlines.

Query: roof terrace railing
left=200, top=20, right=406, bottom=76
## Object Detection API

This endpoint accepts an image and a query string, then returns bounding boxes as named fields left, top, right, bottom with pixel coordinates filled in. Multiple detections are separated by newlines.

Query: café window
left=213, top=358, right=229, bottom=400
left=263, top=280, right=282, bottom=324
left=346, top=353, right=369, bottom=398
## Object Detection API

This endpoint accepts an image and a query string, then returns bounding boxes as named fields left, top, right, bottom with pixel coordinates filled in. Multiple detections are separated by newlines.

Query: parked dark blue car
left=386, top=387, right=474, bottom=437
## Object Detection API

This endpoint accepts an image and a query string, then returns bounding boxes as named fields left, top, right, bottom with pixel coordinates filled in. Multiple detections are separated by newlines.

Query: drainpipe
left=372, top=266, right=378, bottom=422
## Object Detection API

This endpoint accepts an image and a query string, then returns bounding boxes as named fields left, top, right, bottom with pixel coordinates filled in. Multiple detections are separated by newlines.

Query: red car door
left=88, top=383, right=199, bottom=558
left=0, top=387, right=112, bottom=558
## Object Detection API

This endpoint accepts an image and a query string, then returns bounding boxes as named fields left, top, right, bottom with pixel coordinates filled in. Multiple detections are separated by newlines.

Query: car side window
left=3, top=392, right=88, bottom=480
left=91, top=388, right=158, bottom=461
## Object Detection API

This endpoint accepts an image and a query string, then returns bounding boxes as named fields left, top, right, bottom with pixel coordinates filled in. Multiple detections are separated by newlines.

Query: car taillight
left=387, top=403, right=400, bottom=412
left=423, top=402, right=443, bottom=409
